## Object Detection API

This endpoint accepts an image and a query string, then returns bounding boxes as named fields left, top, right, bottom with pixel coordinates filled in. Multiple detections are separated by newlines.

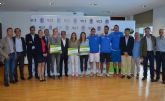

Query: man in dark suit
left=13, top=28, right=26, bottom=82
left=60, top=31, right=69, bottom=77
left=25, top=26, right=38, bottom=80
left=43, top=29, right=51, bottom=78
left=120, top=28, right=134, bottom=79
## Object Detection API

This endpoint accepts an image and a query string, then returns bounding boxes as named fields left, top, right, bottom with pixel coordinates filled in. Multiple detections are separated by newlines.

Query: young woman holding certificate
left=79, top=32, right=89, bottom=77
left=69, top=32, right=79, bottom=77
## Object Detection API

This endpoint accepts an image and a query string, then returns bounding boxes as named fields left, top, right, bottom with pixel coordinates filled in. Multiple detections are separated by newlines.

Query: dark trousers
left=60, top=54, right=68, bottom=76
left=45, top=53, right=51, bottom=76
left=80, top=55, right=88, bottom=73
left=156, top=51, right=165, bottom=81
left=14, top=52, right=25, bottom=80
left=143, top=51, right=155, bottom=79
left=27, top=51, right=38, bottom=77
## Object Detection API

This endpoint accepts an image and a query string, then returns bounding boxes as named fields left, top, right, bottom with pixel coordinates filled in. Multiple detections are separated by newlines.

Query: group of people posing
left=0, top=25, right=165, bottom=87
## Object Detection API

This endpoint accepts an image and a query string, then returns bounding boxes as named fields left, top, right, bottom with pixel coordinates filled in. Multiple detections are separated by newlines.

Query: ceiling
left=0, top=0, right=165, bottom=16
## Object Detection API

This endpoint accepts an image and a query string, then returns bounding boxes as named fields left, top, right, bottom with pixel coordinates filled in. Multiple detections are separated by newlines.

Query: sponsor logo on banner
left=40, top=18, right=44, bottom=23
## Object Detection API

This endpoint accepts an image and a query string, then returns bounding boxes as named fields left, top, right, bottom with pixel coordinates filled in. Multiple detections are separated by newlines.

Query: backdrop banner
left=30, top=15, right=135, bottom=75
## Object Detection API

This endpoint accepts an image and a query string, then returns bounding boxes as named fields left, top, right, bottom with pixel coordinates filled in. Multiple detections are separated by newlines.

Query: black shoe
left=48, top=75, right=52, bottom=78
left=4, top=83, right=9, bottom=87
left=65, top=74, right=68, bottom=77
left=163, top=81, right=165, bottom=84
left=121, top=75, right=125, bottom=79
left=127, top=76, right=132, bottom=79
left=57, top=75, right=61, bottom=79
left=21, top=77, right=25, bottom=80
left=52, top=75, right=55, bottom=80
left=142, top=77, right=147, bottom=81
left=35, top=76, right=39, bottom=79
left=151, top=79, right=156, bottom=82
left=10, top=80, right=16, bottom=84
left=15, top=79, right=18, bottom=83
left=28, top=76, right=32, bottom=80
left=155, top=78, right=159, bottom=82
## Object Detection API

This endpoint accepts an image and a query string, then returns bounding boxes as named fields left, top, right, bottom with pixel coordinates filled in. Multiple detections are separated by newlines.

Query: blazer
left=34, top=36, right=48, bottom=55
left=0, top=40, right=8, bottom=63
left=140, top=35, right=156, bottom=57
left=0, top=37, right=15, bottom=63
left=25, top=33, right=38, bottom=54
left=13, top=37, right=26, bottom=56
left=119, top=36, right=134, bottom=56
left=61, top=38, right=69, bottom=55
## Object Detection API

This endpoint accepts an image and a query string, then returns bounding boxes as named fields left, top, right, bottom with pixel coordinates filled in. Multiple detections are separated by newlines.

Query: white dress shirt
left=16, top=37, right=23, bottom=52
left=62, top=38, right=66, bottom=47
left=146, top=36, right=153, bottom=51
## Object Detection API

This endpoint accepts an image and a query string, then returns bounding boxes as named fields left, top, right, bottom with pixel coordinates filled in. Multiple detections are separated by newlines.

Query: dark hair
left=7, top=27, right=13, bottom=32
left=14, top=28, right=21, bottom=33
left=30, top=26, right=35, bottom=31
left=44, top=29, right=49, bottom=32
left=125, top=28, right=130, bottom=32
left=144, top=27, right=150, bottom=30
left=61, top=31, right=66, bottom=35
left=114, top=25, right=119, bottom=28
left=104, top=25, right=109, bottom=30
left=38, top=29, right=43, bottom=33
left=70, top=32, right=77, bottom=42
left=91, top=27, right=96, bottom=31
left=79, top=32, right=86, bottom=43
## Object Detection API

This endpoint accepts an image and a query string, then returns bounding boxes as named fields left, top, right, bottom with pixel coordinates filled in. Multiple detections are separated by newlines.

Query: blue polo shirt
left=99, top=34, right=111, bottom=53
left=109, top=32, right=123, bottom=51
left=132, top=40, right=141, bottom=59
left=88, top=34, right=100, bottom=53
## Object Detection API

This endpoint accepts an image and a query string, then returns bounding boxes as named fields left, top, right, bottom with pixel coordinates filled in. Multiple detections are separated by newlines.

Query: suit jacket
left=25, top=33, right=38, bottom=54
left=0, top=37, right=15, bottom=62
left=120, top=36, right=134, bottom=56
left=34, top=36, right=48, bottom=55
left=13, top=37, right=26, bottom=56
left=140, top=35, right=156, bottom=57
left=61, top=38, right=69, bottom=55
left=0, top=40, right=8, bottom=63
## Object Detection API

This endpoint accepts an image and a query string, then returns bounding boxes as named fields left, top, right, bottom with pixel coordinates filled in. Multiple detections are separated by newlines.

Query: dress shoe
left=4, top=83, right=9, bottom=87
left=127, top=76, right=132, bottom=79
left=163, top=81, right=165, bottom=84
left=142, top=77, right=147, bottom=81
left=28, top=76, right=32, bottom=80
left=151, top=79, right=156, bottom=82
left=15, top=79, right=18, bottom=83
left=21, top=77, right=25, bottom=80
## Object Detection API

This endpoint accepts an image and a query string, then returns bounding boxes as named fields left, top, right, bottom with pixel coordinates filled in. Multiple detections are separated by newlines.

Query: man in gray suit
left=0, top=27, right=16, bottom=87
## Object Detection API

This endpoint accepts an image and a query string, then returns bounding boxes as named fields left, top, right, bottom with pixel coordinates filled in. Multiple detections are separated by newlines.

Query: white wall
left=0, top=11, right=84, bottom=64
left=153, top=6, right=165, bottom=36
left=0, top=11, right=84, bottom=37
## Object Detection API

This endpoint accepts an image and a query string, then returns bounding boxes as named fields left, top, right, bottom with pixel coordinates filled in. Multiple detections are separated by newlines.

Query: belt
left=147, top=51, right=153, bottom=52
left=9, top=52, right=15, bottom=56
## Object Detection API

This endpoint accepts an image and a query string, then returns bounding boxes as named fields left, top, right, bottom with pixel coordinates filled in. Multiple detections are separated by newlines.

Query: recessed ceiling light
left=50, top=1, right=55, bottom=6
left=142, top=5, right=147, bottom=8
left=89, top=2, right=98, bottom=6
left=0, top=3, right=2, bottom=5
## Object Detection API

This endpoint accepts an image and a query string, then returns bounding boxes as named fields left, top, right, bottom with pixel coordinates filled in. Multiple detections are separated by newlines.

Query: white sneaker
left=76, top=74, right=79, bottom=77
left=99, top=73, right=103, bottom=77
left=106, top=73, right=110, bottom=77
left=72, top=74, right=74, bottom=77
